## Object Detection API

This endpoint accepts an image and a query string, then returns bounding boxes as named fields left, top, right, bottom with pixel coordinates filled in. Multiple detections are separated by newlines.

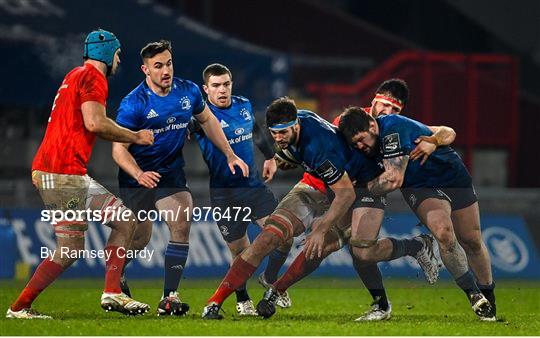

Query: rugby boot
left=157, top=291, right=189, bottom=316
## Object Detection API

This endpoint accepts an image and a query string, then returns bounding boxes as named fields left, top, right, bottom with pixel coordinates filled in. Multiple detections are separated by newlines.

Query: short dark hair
left=376, top=78, right=409, bottom=107
left=140, top=40, right=172, bottom=61
left=338, top=106, right=375, bottom=143
left=266, top=97, right=298, bottom=128
left=202, top=63, right=232, bottom=84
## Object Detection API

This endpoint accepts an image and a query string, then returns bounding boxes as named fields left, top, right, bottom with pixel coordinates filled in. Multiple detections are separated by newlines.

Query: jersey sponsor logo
left=228, top=132, right=253, bottom=145
left=166, top=117, right=176, bottom=124
left=146, top=109, right=159, bottom=119
left=240, top=108, right=251, bottom=121
left=483, top=227, right=529, bottom=272
left=383, top=133, right=401, bottom=152
left=152, top=122, right=188, bottom=135
left=316, top=160, right=339, bottom=181
left=234, top=128, right=245, bottom=136
left=180, top=96, right=191, bottom=110
left=220, top=119, right=229, bottom=128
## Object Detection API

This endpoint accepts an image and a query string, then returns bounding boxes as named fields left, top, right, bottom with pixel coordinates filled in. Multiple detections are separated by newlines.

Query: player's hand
left=262, top=158, right=277, bottom=182
left=410, top=136, right=438, bottom=165
left=305, top=217, right=326, bottom=259
left=135, top=130, right=154, bottom=145
left=305, top=228, right=326, bottom=260
left=275, top=157, right=298, bottom=170
left=136, top=171, right=161, bottom=188
left=227, top=153, right=249, bottom=177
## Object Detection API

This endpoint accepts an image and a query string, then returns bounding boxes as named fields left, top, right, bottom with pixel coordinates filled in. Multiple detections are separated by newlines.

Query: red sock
left=208, top=256, right=257, bottom=305
left=104, top=246, right=126, bottom=294
left=274, top=251, right=322, bottom=293
left=11, top=259, right=64, bottom=311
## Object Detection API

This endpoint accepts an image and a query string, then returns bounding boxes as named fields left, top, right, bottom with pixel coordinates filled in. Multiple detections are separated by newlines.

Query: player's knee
left=131, top=227, right=152, bottom=250
left=53, top=241, right=84, bottom=268
left=351, top=245, right=377, bottom=263
left=102, top=196, right=135, bottom=227
left=460, top=236, right=483, bottom=254
left=433, top=227, right=457, bottom=250
left=428, top=219, right=455, bottom=246
left=262, top=211, right=295, bottom=243
left=259, top=230, right=283, bottom=247
left=278, top=238, right=293, bottom=253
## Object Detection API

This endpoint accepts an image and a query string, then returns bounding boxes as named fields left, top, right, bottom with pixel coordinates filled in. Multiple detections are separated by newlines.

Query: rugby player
left=189, top=63, right=292, bottom=315
left=201, top=97, right=439, bottom=320
left=200, top=97, right=356, bottom=319
left=338, top=107, right=496, bottom=321
left=7, top=29, right=153, bottom=319
left=261, top=79, right=453, bottom=321
left=111, top=41, right=248, bottom=316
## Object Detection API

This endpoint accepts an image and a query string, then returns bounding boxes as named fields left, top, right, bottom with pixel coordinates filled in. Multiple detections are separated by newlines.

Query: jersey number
left=50, top=83, right=69, bottom=121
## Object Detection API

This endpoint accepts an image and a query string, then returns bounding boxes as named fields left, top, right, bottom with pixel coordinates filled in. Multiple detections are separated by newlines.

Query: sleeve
left=380, top=118, right=415, bottom=159
left=79, top=70, right=108, bottom=106
left=187, top=117, right=204, bottom=136
left=115, top=96, right=141, bottom=130
left=189, top=82, right=206, bottom=115
left=252, top=117, right=275, bottom=160
left=306, top=140, right=346, bottom=186
left=346, top=151, right=384, bottom=186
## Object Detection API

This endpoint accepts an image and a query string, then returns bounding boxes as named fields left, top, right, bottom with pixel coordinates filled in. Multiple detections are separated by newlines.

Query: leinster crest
left=180, top=96, right=191, bottom=110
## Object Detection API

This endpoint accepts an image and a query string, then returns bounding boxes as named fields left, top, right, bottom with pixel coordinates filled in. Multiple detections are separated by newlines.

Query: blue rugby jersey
left=194, top=96, right=264, bottom=189
left=115, top=78, right=205, bottom=188
left=377, top=114, right=472, bottom=188
left=284, top=110, right=351, bottom=185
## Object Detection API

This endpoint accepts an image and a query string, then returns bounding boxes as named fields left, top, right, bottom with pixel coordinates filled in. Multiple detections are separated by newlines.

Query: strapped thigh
left=263, top=208, right=304, bottom=242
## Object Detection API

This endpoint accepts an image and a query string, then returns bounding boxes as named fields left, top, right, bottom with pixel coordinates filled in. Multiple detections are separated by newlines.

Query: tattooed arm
left=367, top=155, right=409, bottom=196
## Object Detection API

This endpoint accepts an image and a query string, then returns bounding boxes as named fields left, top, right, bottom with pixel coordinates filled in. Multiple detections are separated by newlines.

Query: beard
left=365, top=133, right=380, bottom=157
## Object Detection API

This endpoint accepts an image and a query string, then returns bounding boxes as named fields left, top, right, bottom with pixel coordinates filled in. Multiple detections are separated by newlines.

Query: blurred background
left=0, top=0, right=538, bottom=281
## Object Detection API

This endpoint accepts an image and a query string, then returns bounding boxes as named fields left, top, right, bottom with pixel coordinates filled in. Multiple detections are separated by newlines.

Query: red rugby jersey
left=300, top=107, right=370, bottom=193
left=32, top=63, right=108, bottom=175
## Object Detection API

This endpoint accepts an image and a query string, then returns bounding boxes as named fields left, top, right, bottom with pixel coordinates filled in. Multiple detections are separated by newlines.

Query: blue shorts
left=119, top=169, right=189, bottom=219
left=352, top=188, right=387, bottom=210
left=402, top=168, right=477, bottom=212
left=210, top=186, right=278, bottom=243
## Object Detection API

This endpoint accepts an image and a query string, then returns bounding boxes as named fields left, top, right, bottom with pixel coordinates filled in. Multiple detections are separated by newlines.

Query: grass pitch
left=1, top=278, right=538, bottom=335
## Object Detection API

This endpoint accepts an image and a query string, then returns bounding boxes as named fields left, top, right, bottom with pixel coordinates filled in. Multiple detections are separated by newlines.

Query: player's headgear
left=372, top=78, right=409, bottom=111
left=83, top=29, right=121, bottom=73
left=266, top=97, right=298, bottom=131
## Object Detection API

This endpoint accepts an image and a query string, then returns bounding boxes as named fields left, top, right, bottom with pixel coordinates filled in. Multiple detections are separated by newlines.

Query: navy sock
left=163, top=241, right=189, bottom=298
left=478, top=282, right=496, bottom=313
left=264, top=249, right=289, bottom=284
left=235, top=283, right=250, bottom=302
left=456, top=270, right=481, bottom=297
left=350, top=248, right=389, bottom=311
left=388, top=237, right=423, bottom=260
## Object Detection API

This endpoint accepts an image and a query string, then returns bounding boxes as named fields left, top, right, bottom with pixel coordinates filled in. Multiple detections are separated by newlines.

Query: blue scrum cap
left=83, top=29, right=121, bottom=67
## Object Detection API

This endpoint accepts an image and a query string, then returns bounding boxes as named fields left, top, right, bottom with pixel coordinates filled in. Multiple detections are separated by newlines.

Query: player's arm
left=410, top=125, right=456, bottom=165
left=305, top=172, right=355, bottom=259
left=367, top=155, right=409, bottom=196
left=194, top=105, right=249, bottom=177
left=427, top=125, right=456, bottom=146
left=253, top=122, right=277, bottom=182
left=112, top=142, right=160, bottom=188
left=82, top=101, right=153, bottom=145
